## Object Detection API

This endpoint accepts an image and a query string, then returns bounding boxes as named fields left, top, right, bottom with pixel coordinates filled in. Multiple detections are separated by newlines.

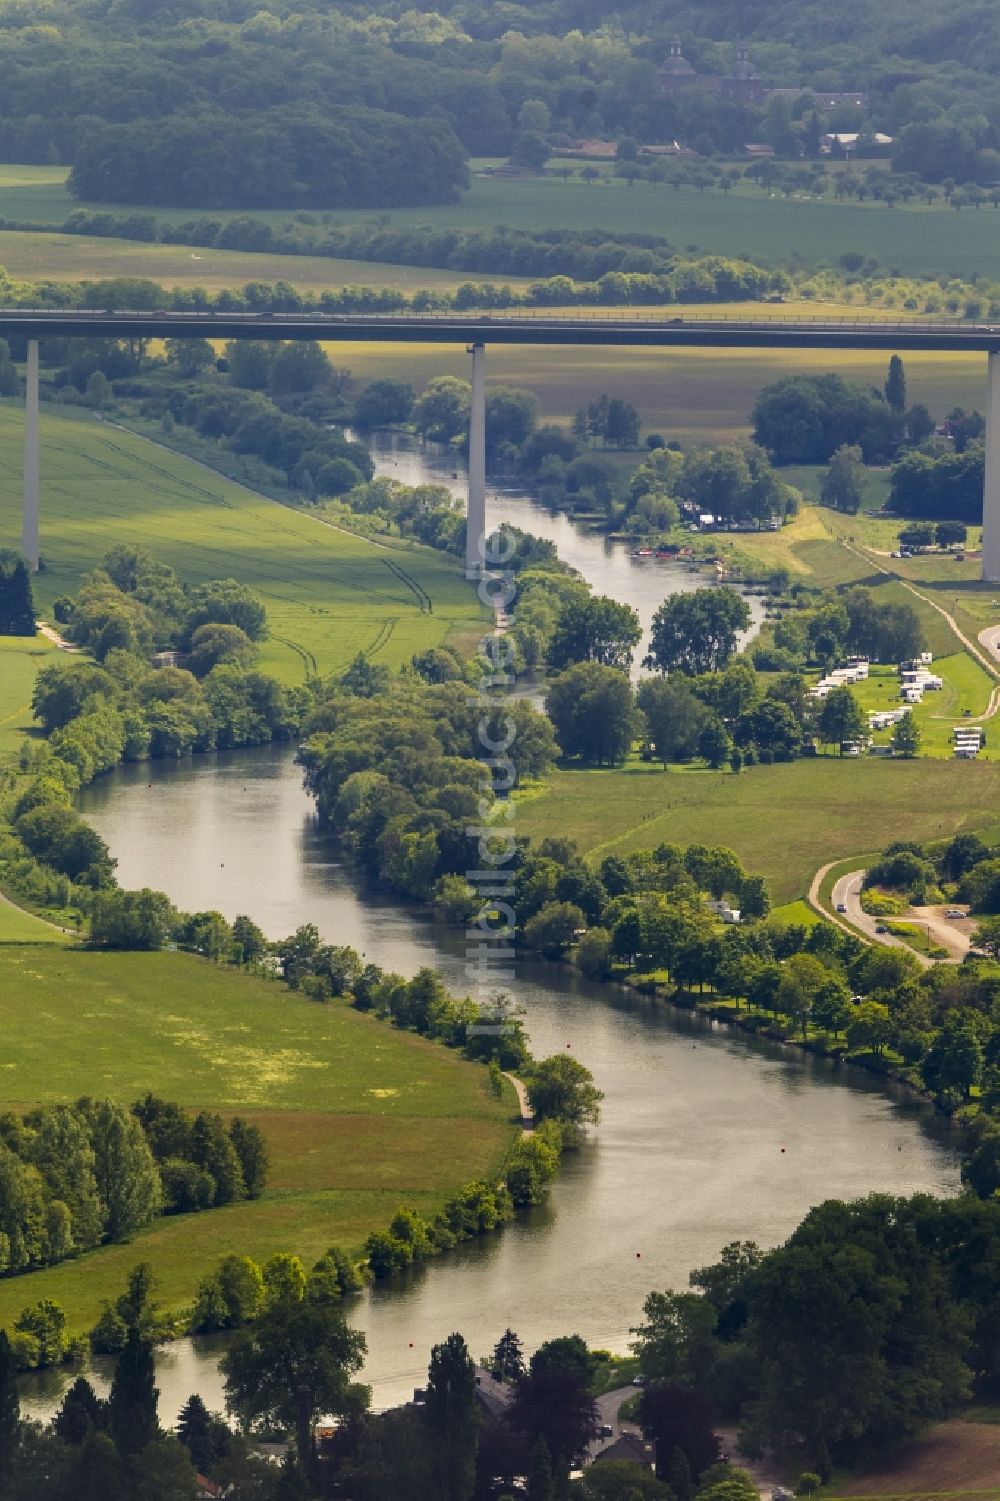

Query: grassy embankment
left=0, top=404, right=486, bottom=683
left=0, top=946, right=519, bottom=1331
left=0, top=635, right=74, bottom=944
left=3, top=161, right=1000, bottom=279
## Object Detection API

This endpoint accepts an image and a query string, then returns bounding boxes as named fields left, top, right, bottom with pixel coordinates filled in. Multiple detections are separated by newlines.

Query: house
left=195, top=1478, right=225, bottom=1500
left=707, top=899, right=741, bottom=924
left=472, top=1366, right=512, bottom=1422
left=593, top=1432, right=658, bottom=1469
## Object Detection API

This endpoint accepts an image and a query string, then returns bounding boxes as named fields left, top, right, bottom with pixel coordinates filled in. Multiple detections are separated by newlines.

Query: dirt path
left=503, top=1073, right=534, bottom=1134
left=716, top=1427, right=790, bottom=1499
left=35, top=621, right=79, bottom=651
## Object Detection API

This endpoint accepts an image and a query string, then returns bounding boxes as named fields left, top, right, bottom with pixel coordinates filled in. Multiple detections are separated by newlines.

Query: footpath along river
left=35, top=743, right=958, bottom=1421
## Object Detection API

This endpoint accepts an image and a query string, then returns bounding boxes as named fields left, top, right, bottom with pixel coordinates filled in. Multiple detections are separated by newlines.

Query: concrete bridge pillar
left=466, top=341, right=486, bottom=577
left=984, top=351, right=1000, bottom=582
left=22, top=338, right=39, bottom=572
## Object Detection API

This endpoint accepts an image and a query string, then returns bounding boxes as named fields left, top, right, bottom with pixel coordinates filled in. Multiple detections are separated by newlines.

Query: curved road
left=829, top=870, right=971, bottom=966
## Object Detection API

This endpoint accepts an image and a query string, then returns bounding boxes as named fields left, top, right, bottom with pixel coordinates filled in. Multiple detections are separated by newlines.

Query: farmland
left=0, top=406, right=486, bottom=683
left=0, top=946, right=517, bottom=1330
left=321, top=339, right=988, bottom=448
left=832, top=1418, right=1000, bottom=1497
left=516, top=757, right=1000, bottom=905
left=1, top=162, right=999, bottom=280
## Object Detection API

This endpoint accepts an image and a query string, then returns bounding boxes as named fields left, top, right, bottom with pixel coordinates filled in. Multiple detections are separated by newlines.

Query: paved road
left=830, top=870, right=934, bottom=969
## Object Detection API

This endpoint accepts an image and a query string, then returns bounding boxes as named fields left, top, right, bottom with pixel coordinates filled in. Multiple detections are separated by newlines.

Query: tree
left=698, top=716, right=733, bottom=770
left=526, top=1056, right=603, bottom=1126
left=524, top=901, right=586, bottom=957
left=87, top=1102, right=162, bottom=1241
left=229, top=1119, right=270, bottom=1199
left=0, top=1332, right=18, bottom=1489
left=164, top=339, right=215, bottom=378
left=820, top=444, right=865, bottom=514
left=846, top=999, right=893, bottom=1055
left=548, top=594, right=642, bottom=673
left=630, top=1290, right=717, bottom=1388
left=222, top=1299, right=367, bottom=1470
left=636, top=678, right=710, bottom=764
left=645, top=589, right=751, bottom=675
left=225, top=341, right=273, bottom=390
left=936, top=520, right=968, bottom=547
left=56, top=1377, right=107, bottom=1445
left=921, top=1011, right=984, bottom=1098
left=507, top=1361, right=598, bottom=1481
left=892, top=711, right=921, bottom=758
left=545, top=662, right=641, bottom=765
left=527, top=1435, right=555, bottom=1501
left=492, top=1328, right=526, bottom=1383
left=108, top=1328, right=159, bottom=1457
left=187, top=623, right=255, bottom=677
left=639, top=1384, right=720, bottom=1482
left=818, top=685, right=865, bottom=753
left=269, top=342, right=333, bottom=396
left=884, top=354, right=907, bottom=413
left=972, top=914, right=1000, bottom=959
left=353, top=378, right=414, bottom=429
left=0, top=549, right=36, bottom=636
left=425, top=1333, right=478, bottom=1501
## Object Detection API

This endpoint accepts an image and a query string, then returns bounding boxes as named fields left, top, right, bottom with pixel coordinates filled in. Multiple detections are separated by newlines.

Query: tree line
left=0, top=1096, right=267, bottom=1302
left=68, top=107, right=468, bottom=210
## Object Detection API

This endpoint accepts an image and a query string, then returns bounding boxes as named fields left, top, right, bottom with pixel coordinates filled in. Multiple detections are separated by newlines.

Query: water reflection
left=56, top=746, right=963, bottom=1416
left=361, top=430, right=766, bottom=674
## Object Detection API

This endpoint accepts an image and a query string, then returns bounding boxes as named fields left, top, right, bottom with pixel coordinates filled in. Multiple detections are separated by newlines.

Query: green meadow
left=0, top=162, right=994, bottom=280
left=0, top=406, right=486, bottom=682
left=321, top=339, right=988, bottom=446
left=0, top=947, right=518, bottom=1329
left=517, top=758, right=1000, bottom=905
left=0, top=634, right=53, bottom=761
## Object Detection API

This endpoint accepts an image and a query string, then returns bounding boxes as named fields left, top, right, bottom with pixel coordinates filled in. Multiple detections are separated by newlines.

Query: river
left=360, top=430, right=767, bottom=671
left=37, top=742, right=958, bottom=1422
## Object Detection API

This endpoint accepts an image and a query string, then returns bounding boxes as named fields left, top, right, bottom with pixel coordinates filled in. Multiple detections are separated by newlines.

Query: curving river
left=35, top=742, right=957, bottom=1421
left=21, top=443, right=959, bottom=1419
left=359, top=430, right=767, bottom=672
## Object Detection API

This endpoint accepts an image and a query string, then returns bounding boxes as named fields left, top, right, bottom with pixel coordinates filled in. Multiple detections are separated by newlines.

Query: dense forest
left=0, top=0, right=997, bottom=204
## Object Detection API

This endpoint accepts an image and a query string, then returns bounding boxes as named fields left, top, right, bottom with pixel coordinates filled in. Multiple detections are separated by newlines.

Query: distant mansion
left=659, top=39, right=868, bottom=111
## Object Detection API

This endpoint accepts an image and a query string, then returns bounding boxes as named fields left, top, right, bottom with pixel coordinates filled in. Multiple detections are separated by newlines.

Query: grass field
left=0, top=634, right=53, bottom=761
left=0, top=163, right=994, bottom=280
left=516, top=758, right=1000, bottom=905
left=851, top=655, right=996, bottom=758
left=0, top=946, right=518, bottom=1330
left=0, top=229, right=529, bottom=296
left=0, top=406, right=485, bottom=682
left=0, top=896, right=70, bottom=945
left=320, top=340, right=987, bottom=446
left=831, top=1419, right=1000, bottom=1497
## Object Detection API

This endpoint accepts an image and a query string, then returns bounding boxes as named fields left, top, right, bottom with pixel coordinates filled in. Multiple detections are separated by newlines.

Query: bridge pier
left=983, top=351, right=1000, bottom=582
left=466, top=341, right=486, bottom=577
left=22, top=338, right=39, bottom=572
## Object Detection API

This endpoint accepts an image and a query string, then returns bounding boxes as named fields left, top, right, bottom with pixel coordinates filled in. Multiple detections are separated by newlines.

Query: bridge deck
left=0, top=309, right=998, bottom=350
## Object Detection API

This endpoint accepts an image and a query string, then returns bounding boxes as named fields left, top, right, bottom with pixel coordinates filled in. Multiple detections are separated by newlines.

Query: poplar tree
left=0, top=549, right=35, bottom=636
left=885, top=353, right=907, bottom=413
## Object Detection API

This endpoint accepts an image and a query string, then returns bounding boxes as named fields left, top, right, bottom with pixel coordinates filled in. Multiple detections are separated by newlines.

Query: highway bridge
left=9, top=310, right=1000, bottom=578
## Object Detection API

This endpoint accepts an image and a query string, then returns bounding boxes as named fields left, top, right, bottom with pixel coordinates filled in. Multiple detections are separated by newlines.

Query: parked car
left=598, top=1424, right=614, bottom=1439
left=875, top=923, right=888, bottom=934
left=836, top=902, right=848, bottom=913
left=946, top=908, right=965, bottom=919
